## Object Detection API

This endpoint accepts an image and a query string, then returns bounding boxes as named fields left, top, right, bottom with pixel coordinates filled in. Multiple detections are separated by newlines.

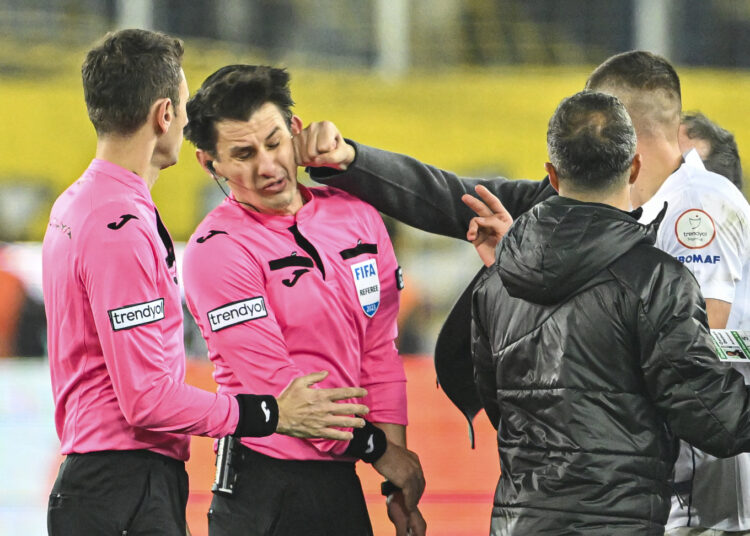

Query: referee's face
left=209, top=102, right=304, bottom=216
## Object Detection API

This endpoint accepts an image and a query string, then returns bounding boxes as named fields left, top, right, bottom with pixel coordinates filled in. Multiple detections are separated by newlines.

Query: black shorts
left=208, top=445, right=373, bottom=536
left=47, top=449, right=188, bottom=536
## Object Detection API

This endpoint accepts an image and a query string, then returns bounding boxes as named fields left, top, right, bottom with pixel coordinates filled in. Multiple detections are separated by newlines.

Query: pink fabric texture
left=183, top=185, right=407, bottom=461
left=43, top=159, right=238, bottom=461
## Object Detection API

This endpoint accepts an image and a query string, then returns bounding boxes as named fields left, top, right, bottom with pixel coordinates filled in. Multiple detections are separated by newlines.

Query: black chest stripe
left=287, top=224, right=325, bottom=279
left=269, top=256, right=314, bottom=271
left=340, top=242, right=378, bottom=260
left=154, top=209, right=175, bottom=269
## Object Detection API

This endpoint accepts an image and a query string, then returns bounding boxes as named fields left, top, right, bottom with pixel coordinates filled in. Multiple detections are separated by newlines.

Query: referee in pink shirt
left=182, top=65, right=426, bottom=536
left=43, top=30, right=369, bottom=536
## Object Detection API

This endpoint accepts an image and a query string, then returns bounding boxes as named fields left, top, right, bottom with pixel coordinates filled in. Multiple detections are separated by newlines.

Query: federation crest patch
left=675, top=209, right=716, bottom=249
left=351, top=259, right=380, bottom=317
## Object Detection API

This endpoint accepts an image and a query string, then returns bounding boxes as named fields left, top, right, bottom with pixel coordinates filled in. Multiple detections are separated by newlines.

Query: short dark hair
left=82, top=29, right=184, bottom=136
left=586, top=50, right=681, bottom=101
left=585, top=51, right=681, bottom=136
left=184, top=65, right=295, bottom=154
left=682, top=112, right=743, bottom=190
left=547, top=91, right=637, bottom=192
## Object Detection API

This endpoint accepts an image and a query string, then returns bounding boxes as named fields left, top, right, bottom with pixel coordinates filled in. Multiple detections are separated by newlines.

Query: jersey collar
left=87, top=158, right=153, bottom=203
left=231, top=185, right=318, bottom=230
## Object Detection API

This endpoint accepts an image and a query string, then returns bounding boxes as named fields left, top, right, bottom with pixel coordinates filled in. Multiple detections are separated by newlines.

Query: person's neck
left=95, top=131, right=160, bottom=189
left=629, top=134, right=683, bottom=209
left=561, top=186, right=632, bottom=212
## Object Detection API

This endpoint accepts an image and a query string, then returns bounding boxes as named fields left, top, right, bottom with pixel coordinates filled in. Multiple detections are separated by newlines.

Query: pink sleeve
left=82, top=226, right=238, bottom=438
left=182, top=234, right=352, bottom=455
left=359, top=208, right=408, bottom=425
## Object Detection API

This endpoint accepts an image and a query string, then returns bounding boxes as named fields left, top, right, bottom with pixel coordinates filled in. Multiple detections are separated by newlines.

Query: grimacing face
left=207, top=102, right=303, bottom=215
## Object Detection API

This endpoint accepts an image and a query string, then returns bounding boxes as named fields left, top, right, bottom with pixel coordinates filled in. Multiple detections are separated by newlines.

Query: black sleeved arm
left=637, top=260, right=750, bottom=458
left=308, top=141, right=556, bottom=240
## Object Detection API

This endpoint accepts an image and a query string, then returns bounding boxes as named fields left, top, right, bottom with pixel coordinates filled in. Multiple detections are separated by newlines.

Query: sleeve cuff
left=698, top=280, right=735, bottom=304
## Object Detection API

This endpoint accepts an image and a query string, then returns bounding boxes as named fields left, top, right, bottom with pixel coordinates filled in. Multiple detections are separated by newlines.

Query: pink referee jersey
left=42, top=159, right=239, bottom=461
left=183, top=185, right=407, bottom=461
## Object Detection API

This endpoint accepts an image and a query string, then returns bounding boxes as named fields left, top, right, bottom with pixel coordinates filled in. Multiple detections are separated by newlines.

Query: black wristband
left=343, top=420, right=387, bottom=463
left=381, top=480, right=401, bottom=497
left=234, top=394, right=278, bottom=437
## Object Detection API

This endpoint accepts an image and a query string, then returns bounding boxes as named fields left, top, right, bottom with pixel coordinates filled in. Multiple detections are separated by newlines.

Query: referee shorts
left=47, top=449, right=188, bottom=536
left=208, top=445, right=373, bottom=536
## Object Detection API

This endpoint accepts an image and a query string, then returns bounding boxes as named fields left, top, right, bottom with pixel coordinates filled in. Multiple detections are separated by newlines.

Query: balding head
left=547, top=91, right=637, bottom=195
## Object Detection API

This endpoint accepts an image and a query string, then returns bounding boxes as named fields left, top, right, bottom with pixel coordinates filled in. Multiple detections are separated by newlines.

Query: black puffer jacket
left=472, top=196, right=750, bottom=536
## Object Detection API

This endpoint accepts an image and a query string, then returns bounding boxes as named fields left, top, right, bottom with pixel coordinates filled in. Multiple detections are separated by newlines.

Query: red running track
left=185, top=355, right=500, bottom=536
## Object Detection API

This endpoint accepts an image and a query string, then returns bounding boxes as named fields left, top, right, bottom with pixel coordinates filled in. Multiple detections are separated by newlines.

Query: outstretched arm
left=295, top=121, right=554, bottom=239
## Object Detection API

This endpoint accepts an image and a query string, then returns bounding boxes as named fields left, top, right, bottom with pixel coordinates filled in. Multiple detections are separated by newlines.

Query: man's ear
left=545, top=162, right=560, bottom=192
left=196, top=150, right=215, bottom=176
left=629, top=153, right=642, bottom=185
left=153, top=98, right=172, bottom=135
left=290, top=114, right=303, bottom=137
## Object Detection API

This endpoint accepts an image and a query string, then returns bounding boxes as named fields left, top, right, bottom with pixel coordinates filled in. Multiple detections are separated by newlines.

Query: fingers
left=297, top=373, right=368, bottom=403
left=294, top=122, right=354, bottom=169
left=313, top=427, right=355, bottom=441
left=475, top=185, right=512, bottom=221
left=306, top=123, right=339, bottom=156
left=408, top=511, right=427, bottom=536
left=323, top=415, right=366, bottom=429
left=461, top=192, right=493, bottom=217
left=374, top=444, right=425, bottom=511
left=466, top=217, right=481, bottom=242
left=324, top=386, right=368, bottom=401
left=401, top=461, right=426, bottom=511
left=324, top=402, right=369, bottom=417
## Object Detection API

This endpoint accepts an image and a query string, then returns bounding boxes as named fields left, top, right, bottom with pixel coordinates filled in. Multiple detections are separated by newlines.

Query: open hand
left=275, top=371, right=368, bottom=440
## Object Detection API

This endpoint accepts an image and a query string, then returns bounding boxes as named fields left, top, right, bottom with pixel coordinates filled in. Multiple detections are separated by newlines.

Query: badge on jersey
left=675, top=209, right=716, bottom=249
left=208, top=297, right=268, bottom=332
left=108, top=298, right=164, bottom=331
left=351, top=259, right=380, bottom=317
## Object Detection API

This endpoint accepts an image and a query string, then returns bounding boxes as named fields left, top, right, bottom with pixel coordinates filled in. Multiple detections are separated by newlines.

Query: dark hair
left=547, top=91, right=636, bottom=192
left=82, top=29, right=184, bottom=136
left=585, top=51, right=681, bottom=137
left=585, top=50, right=681, bottom=102
left=184, top=65, right=295, bottom=154
left=682, top=112, right=743, bottom=190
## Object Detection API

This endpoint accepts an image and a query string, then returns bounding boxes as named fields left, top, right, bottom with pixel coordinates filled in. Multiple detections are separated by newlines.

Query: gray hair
left=547, top=91, right=637, bottom=193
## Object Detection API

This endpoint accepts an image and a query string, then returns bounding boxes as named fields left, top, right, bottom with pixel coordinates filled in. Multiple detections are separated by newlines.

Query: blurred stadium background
left=1, top=1, right=749, bottom=534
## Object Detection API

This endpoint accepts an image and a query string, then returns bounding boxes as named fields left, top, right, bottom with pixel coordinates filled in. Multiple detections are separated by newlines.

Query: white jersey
left=640, top=149, right=750, bottom=530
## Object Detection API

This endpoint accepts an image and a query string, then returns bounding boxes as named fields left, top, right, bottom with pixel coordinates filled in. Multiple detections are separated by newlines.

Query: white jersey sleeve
left=652, top=151, right=750, bottom=306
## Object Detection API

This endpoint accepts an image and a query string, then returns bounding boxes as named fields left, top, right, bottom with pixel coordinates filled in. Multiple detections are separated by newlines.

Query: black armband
left=343, top=420, right=387, bottom=463
left=234, top=394, right=278, bottom=437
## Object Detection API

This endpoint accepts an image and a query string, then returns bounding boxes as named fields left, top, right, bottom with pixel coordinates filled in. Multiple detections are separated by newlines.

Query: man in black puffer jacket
left=471, top=91, right=750, bottom=536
